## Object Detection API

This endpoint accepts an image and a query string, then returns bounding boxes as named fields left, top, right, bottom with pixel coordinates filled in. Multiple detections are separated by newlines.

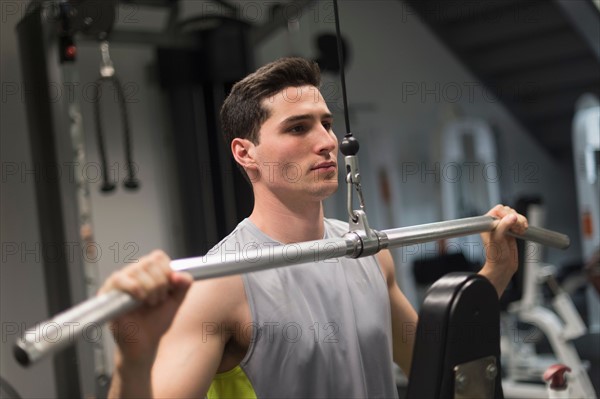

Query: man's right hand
left=98, top=250, right=193, bottom=369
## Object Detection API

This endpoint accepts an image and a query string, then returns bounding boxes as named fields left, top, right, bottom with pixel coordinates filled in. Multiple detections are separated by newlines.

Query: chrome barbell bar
left=14, top=215, right=569, bottom=366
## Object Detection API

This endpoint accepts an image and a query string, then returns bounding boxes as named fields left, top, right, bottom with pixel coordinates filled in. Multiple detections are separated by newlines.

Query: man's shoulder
left=184, top=273, right=248, bottom=327
left=208, top=218, right=274, bottom=254
left=213, top=218, right=252, bottom=245
left=181, top=222, right=254, bottom=322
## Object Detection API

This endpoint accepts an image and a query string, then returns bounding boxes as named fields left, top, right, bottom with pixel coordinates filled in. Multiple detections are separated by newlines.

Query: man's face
left=250, top=85, right=339, bottom=201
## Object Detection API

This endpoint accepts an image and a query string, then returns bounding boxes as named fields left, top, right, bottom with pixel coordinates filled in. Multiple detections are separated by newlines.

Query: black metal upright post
left=157, top=17, right=254, bottom=256
left=15, top=5, right=94, bottom=398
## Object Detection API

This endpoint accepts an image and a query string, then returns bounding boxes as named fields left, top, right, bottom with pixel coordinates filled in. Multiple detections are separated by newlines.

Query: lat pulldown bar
left=14, top=215, right=569, bottom=367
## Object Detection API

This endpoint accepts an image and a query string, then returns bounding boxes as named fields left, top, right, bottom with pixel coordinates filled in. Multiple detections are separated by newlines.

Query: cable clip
left=340, top=134, right=366, bottom=225
left=345, top=154, right=366, bottom=223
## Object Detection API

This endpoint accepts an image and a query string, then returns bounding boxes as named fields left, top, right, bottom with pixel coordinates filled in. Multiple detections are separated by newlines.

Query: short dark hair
left=220, top=57, right=321, bottom=147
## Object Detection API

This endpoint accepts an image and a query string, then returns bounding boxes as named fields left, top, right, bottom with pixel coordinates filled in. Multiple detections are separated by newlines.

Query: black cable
left=92, top=78, right=116, bottom=192
left=111, top=76, right=139, bottom=189
left=332, top=0, right=351, bottom=137
left=332, top=0, right=359, bottom=156
left=91, top=76, right=139, bottom=193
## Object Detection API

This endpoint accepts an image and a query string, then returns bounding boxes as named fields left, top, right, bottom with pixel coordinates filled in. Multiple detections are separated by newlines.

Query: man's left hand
left=479, top=204, right=529, bottom=296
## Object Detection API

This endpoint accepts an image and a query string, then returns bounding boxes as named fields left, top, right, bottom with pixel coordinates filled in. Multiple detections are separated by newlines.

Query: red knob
left=543, top=364, right=572, bottom=390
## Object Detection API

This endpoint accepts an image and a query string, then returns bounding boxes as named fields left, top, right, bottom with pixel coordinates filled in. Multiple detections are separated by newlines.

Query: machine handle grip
left=383, top=216, right=571, bottom=250
left=505, top=223, right=570, bottom=250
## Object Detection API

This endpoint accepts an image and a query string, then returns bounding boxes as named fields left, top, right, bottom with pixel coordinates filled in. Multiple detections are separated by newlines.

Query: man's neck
left=249, top=191, right=325, bottom=244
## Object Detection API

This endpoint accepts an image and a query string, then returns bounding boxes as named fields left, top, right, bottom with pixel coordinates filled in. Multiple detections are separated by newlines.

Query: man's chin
left=313, top=181, right=339, bottom=199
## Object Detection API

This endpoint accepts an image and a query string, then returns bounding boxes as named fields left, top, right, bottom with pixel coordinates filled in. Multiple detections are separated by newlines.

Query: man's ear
left=231, top=138, right=259, bottom=176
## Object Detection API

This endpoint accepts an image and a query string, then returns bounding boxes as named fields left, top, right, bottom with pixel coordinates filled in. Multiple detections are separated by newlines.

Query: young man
left=101, top=57, right=527, bottom=398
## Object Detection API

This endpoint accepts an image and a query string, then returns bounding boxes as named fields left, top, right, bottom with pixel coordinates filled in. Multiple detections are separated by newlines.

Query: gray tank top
left=215, top=218, right=398, bottom=398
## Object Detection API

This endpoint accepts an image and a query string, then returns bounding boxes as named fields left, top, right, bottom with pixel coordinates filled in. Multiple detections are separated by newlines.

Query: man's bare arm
left=101, top=251, right=244, bottom=398
left=376, top=250, right=418, bottom=376
left=150, top=275, right=246, bottom=398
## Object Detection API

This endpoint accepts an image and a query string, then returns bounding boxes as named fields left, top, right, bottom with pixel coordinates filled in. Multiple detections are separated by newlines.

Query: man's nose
left=316, top=128, right=338, bottom=154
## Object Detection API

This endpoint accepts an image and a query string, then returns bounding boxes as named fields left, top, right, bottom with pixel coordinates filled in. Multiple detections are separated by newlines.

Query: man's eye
left=289, top=125, right=306, bottom=133
left=322, top=122, right=332, bottom=131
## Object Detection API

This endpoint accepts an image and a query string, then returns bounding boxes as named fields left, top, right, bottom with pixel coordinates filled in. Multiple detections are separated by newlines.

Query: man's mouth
left=312, top=162, right=337, bottom=172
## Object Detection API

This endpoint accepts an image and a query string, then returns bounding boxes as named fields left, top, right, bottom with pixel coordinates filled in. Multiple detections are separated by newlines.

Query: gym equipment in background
left=501, top=203, right=596, bottom=399
left=572, top=94, right=600, bottom=333
left=441, top=118, right=500, bottom=265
